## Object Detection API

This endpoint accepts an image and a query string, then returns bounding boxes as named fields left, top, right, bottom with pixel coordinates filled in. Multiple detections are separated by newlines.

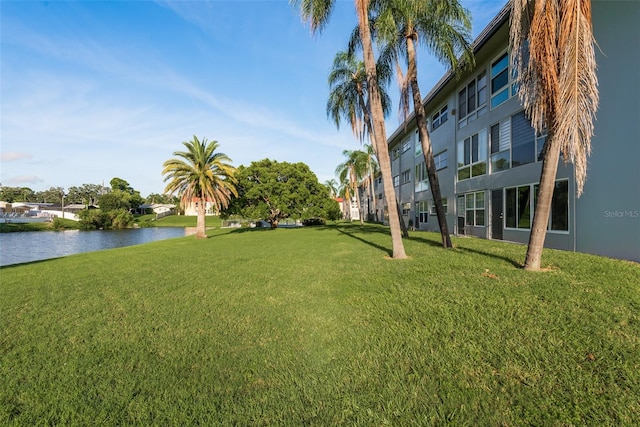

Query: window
left=392, top=147, right=400, bottom=160
left=393, top=175, right=399, bottom=187
left=430, top=197, right=448, bottom=215
left=414, top=130, right=422, bottom=157
left=432, top=105, right=448, bottom=130
left=434, top=150, right=448, bottom=170
left=490, top=111, right=543, bottom=173
left=490, top=118, right=511, bottom=172
left=458, top=71, right=487, bottom=128
left=505, top=180, right=568, bottom=231
left=457, top=130, right=487, bottom=180
left=378, top=193, right=383, bottom=200
left=491, top=52, right=513, bottom=108
left=464, top=191, right=485, bottom=226
left=402, top=137, right=412, bottom=153
left=511, top=110, right=536, bottom=166
left=417, top=200, right=429, bottom=223
left=401, top=169, right=411, bottom=184
left=402, top=202, right=411, bottom=215
left=415, top=162, right=428, bottom=192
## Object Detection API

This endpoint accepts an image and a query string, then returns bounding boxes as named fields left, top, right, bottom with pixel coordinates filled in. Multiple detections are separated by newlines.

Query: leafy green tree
left=511, top=0, right=598, bottom=270
left=110, top=209, right=135, bottom=229
left=35, top=186, right=66, bottom=203
left=110, top=177, right=132, bottom=193
left=0, top=186, right=36, bottom=202
left=98, top=190, right=132, bottom=212
left=374, top=0, right=474, bottom=248
left=224, top=159, right=335, bottom=228
left=67, top=183, right=104, bottom=205
left=163, top=136, right=237, bottom=239
left=294, top=0, right=408, bottom=259
left=77, top=209, right=110, bottom=230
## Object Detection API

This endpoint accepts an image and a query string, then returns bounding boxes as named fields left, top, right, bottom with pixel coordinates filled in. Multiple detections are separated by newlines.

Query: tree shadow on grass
left=454, top=243, right=524, bottom=268
left=333, top=224, right=393, bottom=257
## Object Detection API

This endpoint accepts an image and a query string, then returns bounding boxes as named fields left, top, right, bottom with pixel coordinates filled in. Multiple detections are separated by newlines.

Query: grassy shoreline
left=2, top=223, right=638, bottom=425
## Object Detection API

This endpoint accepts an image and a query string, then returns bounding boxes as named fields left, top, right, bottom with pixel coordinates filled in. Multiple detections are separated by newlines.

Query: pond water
left=0, top=227, right=196, bottom=267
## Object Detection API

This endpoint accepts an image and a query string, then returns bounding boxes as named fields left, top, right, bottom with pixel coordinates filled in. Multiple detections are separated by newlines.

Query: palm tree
left=373, top=0, right=474, bottom=248
left=363, top=143, right=379, bottom=221
left=336, top=149, right=369, bottom=225
left=511, top=0, right=599, bottom=270
left=337, top=175, right=353, bottom=220
left=162, top=136, right=237, bottom=239
left=324, top=179, right=339, bottom=198
left=294, top=0, right=407, bottom=259
left=326, top=50, right=391, bottom=225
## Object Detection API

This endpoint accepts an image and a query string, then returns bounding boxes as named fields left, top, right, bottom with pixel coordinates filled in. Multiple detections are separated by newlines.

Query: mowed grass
left=1, top=222, right=638, bottom=425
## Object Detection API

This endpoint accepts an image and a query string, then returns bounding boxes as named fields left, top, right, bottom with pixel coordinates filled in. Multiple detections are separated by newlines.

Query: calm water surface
left=0, top=227, right=195, bottom=267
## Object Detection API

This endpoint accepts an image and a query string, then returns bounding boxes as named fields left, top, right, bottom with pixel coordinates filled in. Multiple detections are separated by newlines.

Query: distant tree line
left=0, top=178, right=179, bottom=230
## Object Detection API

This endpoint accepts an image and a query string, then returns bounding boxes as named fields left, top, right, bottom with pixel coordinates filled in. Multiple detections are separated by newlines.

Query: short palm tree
left=294, top=0, right=407, bottom=259
left=162, top=136, right=237, bottom=239
left=336, top=149, right=369, bottom=225
left=324, top=179, right=339, bottom=198
left=511, top=0, right=598, bottom=270
left=374, top=0, right=474, bottom=248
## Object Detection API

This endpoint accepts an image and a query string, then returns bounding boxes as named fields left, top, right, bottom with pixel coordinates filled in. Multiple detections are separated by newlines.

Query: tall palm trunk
left=353, top=33, right=407, bottom=255
left=196, top=197, right=206, bottom=239
left=406, top=32, right=452, bottom=248
left=524, top=130, right=560, bottom=270
left=350, top=167, right=364, bottom=225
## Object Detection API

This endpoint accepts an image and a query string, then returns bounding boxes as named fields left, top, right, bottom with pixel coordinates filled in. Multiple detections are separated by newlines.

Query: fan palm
left=293, top=0, right=407, bottom=259
left=162, top=136, right=237, bottom=239
left=373, top=0, right=474, bottom=248
left=511, top=0, right=599, bottom=270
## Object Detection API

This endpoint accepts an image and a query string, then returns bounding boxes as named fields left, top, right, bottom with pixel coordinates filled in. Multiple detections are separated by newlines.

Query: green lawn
left=1, top=223, right=638, bottom=425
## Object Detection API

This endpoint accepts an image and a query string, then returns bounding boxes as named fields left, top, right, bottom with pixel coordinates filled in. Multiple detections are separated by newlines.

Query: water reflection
left=0, top=227, right=194, bottom=267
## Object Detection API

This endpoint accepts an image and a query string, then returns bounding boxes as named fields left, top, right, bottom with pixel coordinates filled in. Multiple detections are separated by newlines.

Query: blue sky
left=1, top=0, right=506, bottom=197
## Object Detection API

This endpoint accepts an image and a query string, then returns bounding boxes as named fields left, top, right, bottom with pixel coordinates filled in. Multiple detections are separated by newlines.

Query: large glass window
left=457, top=130, right=487, bottom=180
left=458, top=71, right=487, bottom=128
left=505, top=180, right=569, bottom=231
left=490, top=119, right=511, bottom=172
left=511, top=110, right=536, bottom=167
left=414, top=130, right=422, bottom=157
left=417, top=200, right=429, bottom=223
left=490, top=111, right=541, bottom=172
left=432, top=105, right=448, bottom=131
left=401, top=169, right=411, bottom=184
left=402, top=137, right=412, bottom=153
left=430, top=197, right=448, bottom=215
left=491, top=52, right=510, bottom=108
left=464, top=191, right=485, bottom=226
left=415, top=162, right=428, bottom=192
left=434, top=150, right=448, bottom=170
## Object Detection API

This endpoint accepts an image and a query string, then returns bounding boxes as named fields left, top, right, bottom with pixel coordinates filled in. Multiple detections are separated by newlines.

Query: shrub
left=302, top=218, right=325, bottom=226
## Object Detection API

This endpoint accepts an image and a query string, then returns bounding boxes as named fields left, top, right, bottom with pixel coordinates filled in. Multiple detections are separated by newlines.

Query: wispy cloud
left=1, top=152, right=33, bottom=162
left=5, top=175, right=44, bottom=185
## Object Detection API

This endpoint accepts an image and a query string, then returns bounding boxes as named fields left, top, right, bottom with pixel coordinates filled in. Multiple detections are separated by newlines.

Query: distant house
left=138, top=203, right=176, bottom=216
left=183, top=198, right=218, bottom=216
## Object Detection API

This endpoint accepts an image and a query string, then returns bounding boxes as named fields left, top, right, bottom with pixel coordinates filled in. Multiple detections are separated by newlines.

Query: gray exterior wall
left=366, top=1, right=639, bottom=262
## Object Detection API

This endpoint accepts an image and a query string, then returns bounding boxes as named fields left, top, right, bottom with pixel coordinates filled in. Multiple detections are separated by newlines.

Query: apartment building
left=364, top=1, right=639, bottom=262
